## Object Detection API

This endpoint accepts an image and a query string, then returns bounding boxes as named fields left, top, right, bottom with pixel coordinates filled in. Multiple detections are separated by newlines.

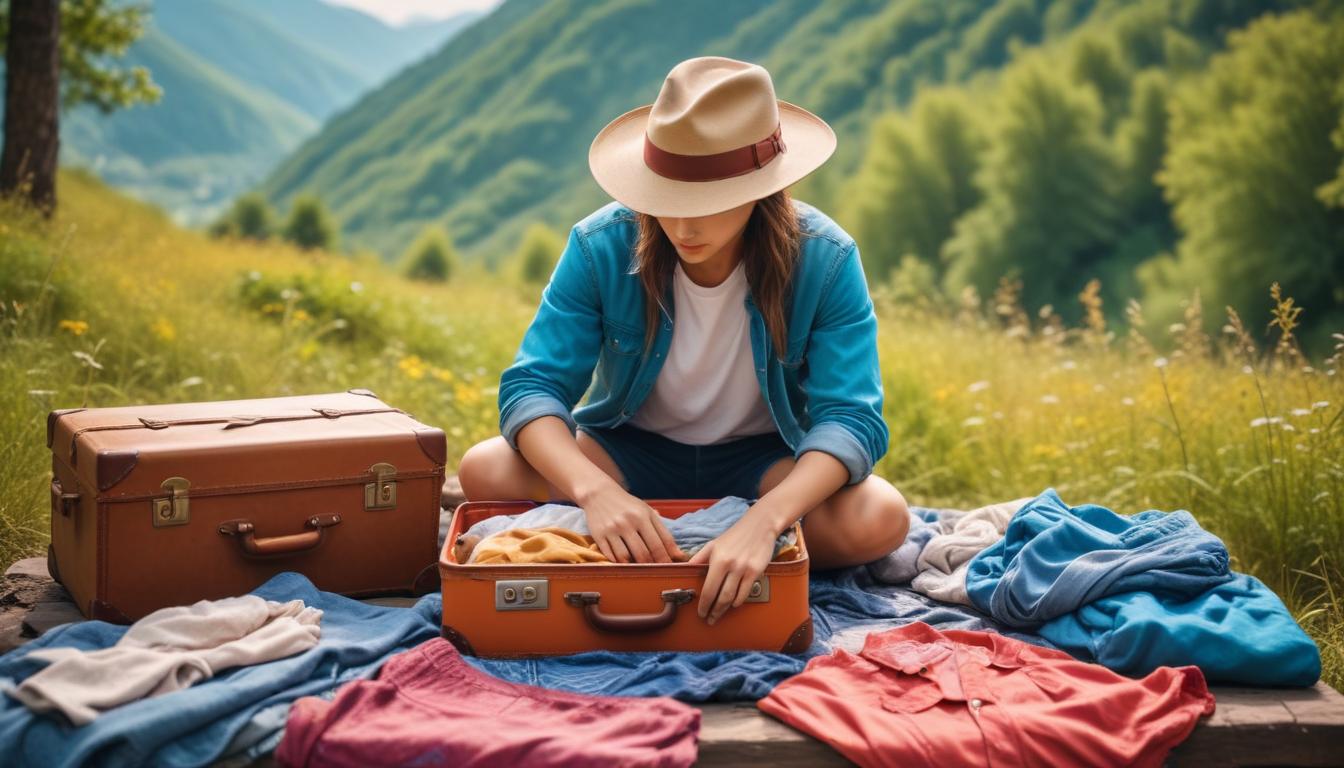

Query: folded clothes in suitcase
left=46, top=388, right=445, bottom=623
left=439, top=498, right=813, bottom=658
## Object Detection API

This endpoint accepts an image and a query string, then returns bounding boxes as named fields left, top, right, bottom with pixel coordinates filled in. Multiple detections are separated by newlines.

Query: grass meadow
left=3, top=169, right=1340, bottom=687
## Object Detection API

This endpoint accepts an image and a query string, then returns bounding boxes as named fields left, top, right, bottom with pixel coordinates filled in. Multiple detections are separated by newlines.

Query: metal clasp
left=364, top=462, right=397, bottom=510
left=152, top=476, right=190, bottom=527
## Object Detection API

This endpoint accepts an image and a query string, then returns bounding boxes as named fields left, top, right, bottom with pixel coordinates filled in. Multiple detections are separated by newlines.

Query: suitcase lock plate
left=152, top=476, right=190, bottom=527
left=364, top=462, right=397, bottom=510
left=496, top=579, right=549, bottom=611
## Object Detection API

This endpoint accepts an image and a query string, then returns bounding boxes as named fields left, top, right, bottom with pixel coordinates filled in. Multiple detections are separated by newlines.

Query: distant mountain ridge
left=47, top=0, right=490, bottom=226
left=254, top=0, right=1078, bottom=264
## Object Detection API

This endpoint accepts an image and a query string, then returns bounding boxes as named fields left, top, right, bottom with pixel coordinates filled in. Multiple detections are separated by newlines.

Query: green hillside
left=61, top=28, right=318, bottom=223
left=8, top=0, right=485, bottom=227
left=257, top=0, right=1125, bottom=260
left=255, top=0, right=1340, bottom=348
left=148, top=0, right=371, bottom=122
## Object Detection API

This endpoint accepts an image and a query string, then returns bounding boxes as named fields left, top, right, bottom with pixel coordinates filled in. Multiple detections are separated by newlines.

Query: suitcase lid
left=49, top=388, right=446, bottom=499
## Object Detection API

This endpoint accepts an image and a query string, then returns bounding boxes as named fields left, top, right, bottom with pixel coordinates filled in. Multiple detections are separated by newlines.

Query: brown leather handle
left=50, top=479, right=79, bottom=517
left=563, top=588, right=695, bottom=633
left=218, top=513, right=342, bottom=558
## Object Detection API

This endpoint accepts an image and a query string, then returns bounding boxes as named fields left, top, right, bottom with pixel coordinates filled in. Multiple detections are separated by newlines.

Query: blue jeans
left=577, top=421, right=793, bottom=500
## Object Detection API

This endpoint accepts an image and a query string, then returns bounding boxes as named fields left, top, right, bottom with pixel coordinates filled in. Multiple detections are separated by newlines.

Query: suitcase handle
left=49, top=478, right=79, bottom=519
left=50, top=479, right=80, bottom=517
left=563, top=588, right=695, bottom=633
left=217, top=514, right=342, bottom=558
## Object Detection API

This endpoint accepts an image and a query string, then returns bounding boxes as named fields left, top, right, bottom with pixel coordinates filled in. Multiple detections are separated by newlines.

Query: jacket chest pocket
left=602, top=319, right=643, bottom=358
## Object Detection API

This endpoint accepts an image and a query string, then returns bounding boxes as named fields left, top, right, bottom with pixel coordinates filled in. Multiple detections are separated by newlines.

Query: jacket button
left=970, top=698, right=982, bottom=710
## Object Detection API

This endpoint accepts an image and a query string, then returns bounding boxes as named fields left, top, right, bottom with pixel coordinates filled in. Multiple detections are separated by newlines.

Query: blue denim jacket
left=497, top=199, right=888, bottom=485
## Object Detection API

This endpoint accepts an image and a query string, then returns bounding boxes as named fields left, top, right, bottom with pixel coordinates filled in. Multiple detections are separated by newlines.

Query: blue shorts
left=576, top=421, right=795, bottom=501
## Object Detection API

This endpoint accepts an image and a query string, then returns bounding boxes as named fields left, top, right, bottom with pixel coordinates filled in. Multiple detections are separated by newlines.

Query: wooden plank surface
left=4, top=558, right=1343, bottom=767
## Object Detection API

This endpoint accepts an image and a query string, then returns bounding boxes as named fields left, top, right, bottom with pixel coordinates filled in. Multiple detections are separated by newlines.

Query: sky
left=321, top=0, right=504, bottom=27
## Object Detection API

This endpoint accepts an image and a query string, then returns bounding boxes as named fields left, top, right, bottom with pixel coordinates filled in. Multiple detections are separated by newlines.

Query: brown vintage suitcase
left=46, top=388, right=445, bottom=623
left=439, top=498, right=813, bottom=658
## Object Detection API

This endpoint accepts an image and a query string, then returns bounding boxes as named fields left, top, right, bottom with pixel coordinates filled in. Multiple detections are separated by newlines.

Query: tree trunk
left=1, top=0, right=61, bottom=216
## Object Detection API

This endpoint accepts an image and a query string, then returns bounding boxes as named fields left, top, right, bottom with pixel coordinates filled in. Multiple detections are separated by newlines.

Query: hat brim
left=588, top=100, right=837, bottom=218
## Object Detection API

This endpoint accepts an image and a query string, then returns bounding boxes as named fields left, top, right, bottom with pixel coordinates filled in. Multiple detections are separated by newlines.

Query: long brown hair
left=631, top=188, right=802, bottom=362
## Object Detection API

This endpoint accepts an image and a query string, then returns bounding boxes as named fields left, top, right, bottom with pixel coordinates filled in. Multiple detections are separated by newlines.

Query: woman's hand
left=688, top=510, right=778, bottom=625
left=579, top=482, right=685, bottom=563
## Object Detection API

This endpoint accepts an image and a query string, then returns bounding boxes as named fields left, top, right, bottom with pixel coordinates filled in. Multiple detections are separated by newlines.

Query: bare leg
left=757, top=458, right=910, bottom=571
left=456, top=432, right=627, bottom=502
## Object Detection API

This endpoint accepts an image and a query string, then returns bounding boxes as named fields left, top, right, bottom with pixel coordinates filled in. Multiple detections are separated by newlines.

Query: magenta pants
left=275, top=638, right=701, bottom=767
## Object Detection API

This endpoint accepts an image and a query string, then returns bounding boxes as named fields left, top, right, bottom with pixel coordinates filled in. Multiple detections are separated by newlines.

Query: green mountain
left=49, top=0, right=487, bottom=226
left=254, top=0, right=1107, bottom=263
left=255, top=0, right=1341, bottom=347
left=61, top=28, right=318, bottom=224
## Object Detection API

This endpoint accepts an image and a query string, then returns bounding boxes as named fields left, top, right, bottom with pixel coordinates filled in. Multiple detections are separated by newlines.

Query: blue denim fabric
left=497, top=200, right=889, bottom=486
left=1044, top=573, right=1321, bottom=686
left=0, top=573, right=441, bottom=768
left=965, top=488, right=1233, bottom=627
left=965, top=488, right=1321, bottom=686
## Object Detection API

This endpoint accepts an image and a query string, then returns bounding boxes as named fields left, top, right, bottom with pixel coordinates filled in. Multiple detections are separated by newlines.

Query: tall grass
left=2, top=170, right=1340, bottom=687
left=871, top=275, right=1343, bottom=687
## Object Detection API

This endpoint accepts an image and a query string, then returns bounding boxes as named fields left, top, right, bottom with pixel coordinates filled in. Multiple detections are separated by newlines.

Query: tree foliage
left=0, top=0, right=161, bottom=112
left=514, top=222, right=564, bottom=285
left=208, top=192, right=275, bottom=241
left=401, top=224, right=458, bottom=282
left=282, top=193, right=339, bottom=252
left=1145, top=10, right=1344, bottom=347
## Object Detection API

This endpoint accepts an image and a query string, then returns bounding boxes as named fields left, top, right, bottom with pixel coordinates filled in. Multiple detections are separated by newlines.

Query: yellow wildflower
left=58, top=319, right=89, bottom=336
left=433, top=367, right=455, bottom=383
left=291, top=308, right=312, bottom=323
left=151, top=317, right=176, bottom=342
left=398, top=355, right=427, bottom=380
left=1030, top=443, right=1064, bottom=459
left=454, top=382, right=481, bottom=405
left=261, top=302, right=284, bottom=315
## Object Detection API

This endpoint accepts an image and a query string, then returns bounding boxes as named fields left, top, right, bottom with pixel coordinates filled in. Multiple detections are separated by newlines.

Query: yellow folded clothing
left=470, top=527, right=613, bottom=565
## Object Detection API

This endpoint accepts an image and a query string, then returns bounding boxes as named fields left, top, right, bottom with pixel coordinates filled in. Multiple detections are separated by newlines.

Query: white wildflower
left=1153, top=357, right=1169, bottom=369
left=967, top=380, right=990, bottom=393
left=962, top=417, right=985, bottom=428
left=1040, top=394, right=1059, bottom=405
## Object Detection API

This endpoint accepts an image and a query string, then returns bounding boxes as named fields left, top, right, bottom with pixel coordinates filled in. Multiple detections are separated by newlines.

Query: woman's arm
left=495, top=224, right=681, bottom=563
left=688, top=451, right=847, bottom=624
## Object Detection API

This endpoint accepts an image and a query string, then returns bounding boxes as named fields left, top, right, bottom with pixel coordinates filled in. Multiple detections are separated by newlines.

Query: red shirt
left=758, top=622, right=1214, bottom=768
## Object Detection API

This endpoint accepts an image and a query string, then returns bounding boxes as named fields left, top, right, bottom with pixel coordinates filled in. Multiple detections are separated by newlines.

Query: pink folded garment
left=275, top=637, right=701, bottom=768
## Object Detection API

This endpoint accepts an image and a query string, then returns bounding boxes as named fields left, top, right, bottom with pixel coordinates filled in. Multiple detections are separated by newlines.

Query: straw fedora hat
left=588, top=55, right=837, bottom=218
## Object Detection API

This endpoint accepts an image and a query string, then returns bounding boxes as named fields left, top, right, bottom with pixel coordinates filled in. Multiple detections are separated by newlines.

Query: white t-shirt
left=626, top=259, right=779, bottom=445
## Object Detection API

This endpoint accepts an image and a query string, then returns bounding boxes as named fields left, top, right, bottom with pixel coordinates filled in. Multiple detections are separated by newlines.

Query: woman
left=458, top=56, right=910, bottom=626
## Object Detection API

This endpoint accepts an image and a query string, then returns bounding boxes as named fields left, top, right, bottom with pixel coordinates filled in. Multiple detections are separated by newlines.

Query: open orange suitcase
left=439, top=498, right=813, bottom=658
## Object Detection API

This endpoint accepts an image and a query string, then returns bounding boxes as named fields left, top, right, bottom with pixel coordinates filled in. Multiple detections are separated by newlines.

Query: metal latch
left=745, top=576, right=770, bottom=603
left=152, top=476, right=190, bottom=527
left=496, top=579, right=549, bottom=611
left=364, top=462, right=397, bottom=510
